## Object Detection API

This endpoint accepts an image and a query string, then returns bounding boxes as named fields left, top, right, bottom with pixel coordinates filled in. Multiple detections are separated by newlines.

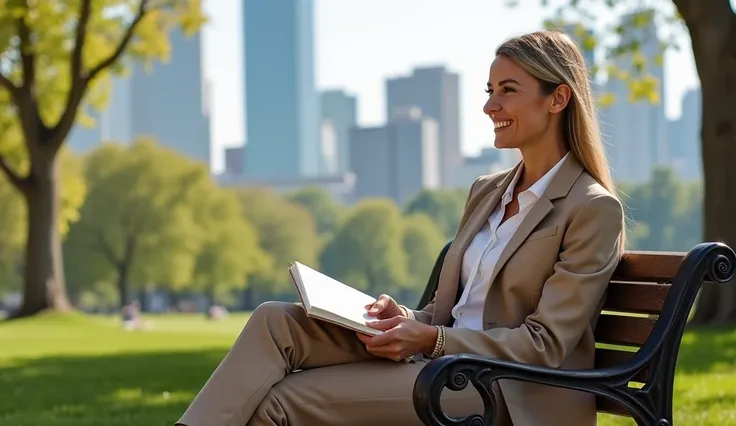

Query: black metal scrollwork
left=412, top=242, right=735, bottom=426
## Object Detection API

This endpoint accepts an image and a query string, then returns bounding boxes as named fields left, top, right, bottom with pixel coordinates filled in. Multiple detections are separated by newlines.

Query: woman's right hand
left=365, top=294, right=405, bottom=319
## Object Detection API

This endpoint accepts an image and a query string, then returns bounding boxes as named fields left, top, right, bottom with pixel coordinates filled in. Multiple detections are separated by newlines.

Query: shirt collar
left=503, top=152, right=569, bottom=203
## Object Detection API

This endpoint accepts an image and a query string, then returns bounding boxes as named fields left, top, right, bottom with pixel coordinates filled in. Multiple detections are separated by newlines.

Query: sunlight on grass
left=1, top=313, right=734, bottom=426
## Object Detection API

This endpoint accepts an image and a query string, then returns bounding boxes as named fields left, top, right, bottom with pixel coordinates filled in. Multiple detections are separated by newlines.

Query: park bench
left=411, top=240, right=736, bottom=426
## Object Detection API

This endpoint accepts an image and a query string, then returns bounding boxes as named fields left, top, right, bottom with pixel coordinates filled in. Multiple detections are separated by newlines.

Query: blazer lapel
left=431, top=165, right=520, bottom=326
left=486, top=154, right=585, bottom=292
left=486, top=196, right=553, bottom=288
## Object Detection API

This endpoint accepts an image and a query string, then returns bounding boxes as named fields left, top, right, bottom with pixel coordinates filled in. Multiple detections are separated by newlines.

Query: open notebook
left=288, top=262, right=383, bottom=336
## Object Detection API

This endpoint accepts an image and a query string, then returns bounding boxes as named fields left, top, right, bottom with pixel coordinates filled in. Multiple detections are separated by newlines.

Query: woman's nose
left=483, top=98, right=500, bottom=116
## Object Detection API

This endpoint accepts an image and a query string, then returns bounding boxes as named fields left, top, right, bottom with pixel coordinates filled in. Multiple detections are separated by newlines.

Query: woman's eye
left=503, top=87, right=515, bottom=93
left=485, top=89, right=493, bottom=95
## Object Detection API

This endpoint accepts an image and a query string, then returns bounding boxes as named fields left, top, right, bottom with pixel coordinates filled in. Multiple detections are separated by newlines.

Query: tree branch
left=49, top=0, right=150, bottom=152
left=0, top=72, right=18, bottom=97
left=0, top=155, right=29, bottom=193
left=86, top=0, right=150, bottom=82
left=15, top=13, right=35, bottom=90
left=71, top=0, right=93, bottom=92
left=672, top=0, right=736, bottom=29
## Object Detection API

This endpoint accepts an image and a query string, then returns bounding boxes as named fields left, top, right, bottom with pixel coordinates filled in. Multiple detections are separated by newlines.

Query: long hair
left=495, top=30, right=626, bottom=250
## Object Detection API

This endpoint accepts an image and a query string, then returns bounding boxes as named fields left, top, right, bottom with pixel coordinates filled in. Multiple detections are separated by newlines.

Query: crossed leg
left=176, top=301, right=511, bottom=426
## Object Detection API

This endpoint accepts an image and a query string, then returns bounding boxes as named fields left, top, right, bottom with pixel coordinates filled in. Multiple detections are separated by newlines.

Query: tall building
left=66, top=30, right=211, bottom=168
left=350, top=108, right=440, bottom=205
left=667, top=88, right=702, bottom=180
left=130, top=29, right=211, bottom=167
left=243, top=0, right=321, bottom=178
left=321, top=89, right=358, bottom=174
left=559, top=24, right=595, bottom=72
left=386, top=66, right=460, bottom=187
left=599, top=10, right=667, bottom=183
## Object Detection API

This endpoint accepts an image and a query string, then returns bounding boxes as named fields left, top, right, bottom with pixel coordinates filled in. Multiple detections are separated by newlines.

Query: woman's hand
left=365, top=294, right=404, bottom=319
left=356, top=316, right=438, bottom=362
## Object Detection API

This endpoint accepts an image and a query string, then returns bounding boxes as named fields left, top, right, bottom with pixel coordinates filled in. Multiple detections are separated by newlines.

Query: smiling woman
left=174, top=30, right=626, bottom=426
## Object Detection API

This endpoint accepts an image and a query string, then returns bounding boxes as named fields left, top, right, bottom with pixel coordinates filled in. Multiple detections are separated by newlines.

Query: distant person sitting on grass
left=121, top=300, right=145, bottom=331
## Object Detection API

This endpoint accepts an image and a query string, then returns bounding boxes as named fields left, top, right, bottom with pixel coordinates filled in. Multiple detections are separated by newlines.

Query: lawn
left=1, top=312, right=734, bottom=426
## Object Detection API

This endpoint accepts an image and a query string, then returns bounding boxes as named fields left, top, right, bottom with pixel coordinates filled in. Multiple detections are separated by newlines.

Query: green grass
left=1, top=312, right=734, bottom=426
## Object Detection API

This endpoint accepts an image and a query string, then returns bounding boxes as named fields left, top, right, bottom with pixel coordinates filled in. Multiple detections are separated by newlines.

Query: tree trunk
left=242, top=287, right=255, bottom=310
left=685, top=12, right=736, bottom=325
left=13, top=153, right=71, bottom=317
left=117, top=264, right=130, bottom=309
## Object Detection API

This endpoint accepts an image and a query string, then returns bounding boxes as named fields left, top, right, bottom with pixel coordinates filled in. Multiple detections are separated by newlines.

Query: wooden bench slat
left=594, top=348, right=648, bottom=382
left=595, top=315, right=656, bottom=346
left=612, top=251, right=684, bottom=283
left=604, top=282, right=670, bottom=315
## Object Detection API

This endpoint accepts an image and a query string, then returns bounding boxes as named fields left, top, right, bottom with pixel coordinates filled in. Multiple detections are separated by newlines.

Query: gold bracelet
left=429, top=325, right=446, bottom=358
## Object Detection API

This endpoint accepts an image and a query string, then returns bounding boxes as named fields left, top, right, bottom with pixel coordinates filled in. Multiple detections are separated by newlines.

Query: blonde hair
left=495, top=30, right=626, bottom=250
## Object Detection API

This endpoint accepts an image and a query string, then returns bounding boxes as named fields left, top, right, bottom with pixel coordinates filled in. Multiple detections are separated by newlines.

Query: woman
left=175, top=30, right=625, bottom=426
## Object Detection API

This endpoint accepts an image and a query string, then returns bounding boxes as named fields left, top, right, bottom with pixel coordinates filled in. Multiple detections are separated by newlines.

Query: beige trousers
left=176, top=301, right=512, bottom=426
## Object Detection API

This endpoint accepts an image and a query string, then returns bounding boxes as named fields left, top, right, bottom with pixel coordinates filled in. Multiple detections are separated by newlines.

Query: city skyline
left=202, top=0, right=702, bottom=173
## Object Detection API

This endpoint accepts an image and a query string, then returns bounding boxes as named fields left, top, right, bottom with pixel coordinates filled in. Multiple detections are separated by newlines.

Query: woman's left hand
left=356, top=316, right=438, bottom=362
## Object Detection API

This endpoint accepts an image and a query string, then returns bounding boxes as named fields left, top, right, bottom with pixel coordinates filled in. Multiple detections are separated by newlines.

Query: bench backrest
left=416, top=242, right=686, bottom=417
left=594, top=251, right=683, bottom=416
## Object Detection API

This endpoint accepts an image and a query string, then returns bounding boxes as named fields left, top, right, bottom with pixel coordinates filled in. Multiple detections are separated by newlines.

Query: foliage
left=401, top=213, right=446, bottom=301
left=232, top=187, right=320, bottom=294
left=404, top=189, right=467, bottom=238
left=63, top=139, right=227, bottom=306
left=0, top=0, right=206, bottom=316
left=284, top=186, right=345, bottom=236
left=537, top=1, right=684, bottom=107
left=619, top=166, right=702, bottom=252
left=320, top=199, right=410, bottom=295
left=0, top=174, right=23, bottom=294
left=190, top=188, right=270, bottom=304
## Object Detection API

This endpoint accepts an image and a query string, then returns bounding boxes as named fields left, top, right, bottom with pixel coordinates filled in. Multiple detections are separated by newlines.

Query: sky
left=200, top=0, right=704, bottom=173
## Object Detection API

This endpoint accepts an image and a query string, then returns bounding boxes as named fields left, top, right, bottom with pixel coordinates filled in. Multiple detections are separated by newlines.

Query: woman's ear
left=549, top=84, right=572, bottom=114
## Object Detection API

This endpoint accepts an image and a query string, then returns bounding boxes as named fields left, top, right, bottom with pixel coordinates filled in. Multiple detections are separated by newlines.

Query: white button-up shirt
left=451, top=153, right=569, bottom=330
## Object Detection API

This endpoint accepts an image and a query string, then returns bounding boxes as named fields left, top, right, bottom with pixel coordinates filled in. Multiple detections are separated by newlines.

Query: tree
left=405, top=189, right=467, bottom=238
left=0, top=0, right=205, bottom=317
left=232, top=187, right=320, bottom=307
left=401, top=213, right=446, bottom=306
left=534, top=1, right=736, bottom=324
left=284, top=186, right=345, bottom=237
left=0, top=147, right=85, bottom=296
left=320, top=199, right=409, bottom=297
left=190, top=188, right=270, bottom=306
left=63, top=139, right=213, bottom=308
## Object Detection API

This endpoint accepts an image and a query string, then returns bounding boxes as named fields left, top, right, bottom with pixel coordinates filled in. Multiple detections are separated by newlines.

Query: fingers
left=365, top=294, right=390, bottom=316
left=364, top=342, right=406, bottom=362
left=366, top=315, right=402, bottom=331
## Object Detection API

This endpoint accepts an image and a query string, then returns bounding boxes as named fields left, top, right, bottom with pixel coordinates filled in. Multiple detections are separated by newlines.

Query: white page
left=293, top=262, right=378, bottom=329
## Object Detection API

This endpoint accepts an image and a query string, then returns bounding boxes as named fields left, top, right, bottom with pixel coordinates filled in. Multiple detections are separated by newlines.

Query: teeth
left=494, top=120, right=512, bottom=129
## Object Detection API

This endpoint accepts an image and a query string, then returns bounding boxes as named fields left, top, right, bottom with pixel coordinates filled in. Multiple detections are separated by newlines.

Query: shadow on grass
left=0, top=348, right=228, bottom=426
left=676, top=325, right=736, bottom=375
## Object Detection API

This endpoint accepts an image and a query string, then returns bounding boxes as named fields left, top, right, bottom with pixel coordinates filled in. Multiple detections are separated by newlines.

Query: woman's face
left=483, top=55, right=564, bottom=151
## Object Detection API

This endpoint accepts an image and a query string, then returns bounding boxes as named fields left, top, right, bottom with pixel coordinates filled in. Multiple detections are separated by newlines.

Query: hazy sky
left=201, top=0, right=704, bottom=172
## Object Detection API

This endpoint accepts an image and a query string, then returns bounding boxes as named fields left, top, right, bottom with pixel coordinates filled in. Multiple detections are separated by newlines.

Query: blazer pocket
left=525, top=226, right=558, bottom=242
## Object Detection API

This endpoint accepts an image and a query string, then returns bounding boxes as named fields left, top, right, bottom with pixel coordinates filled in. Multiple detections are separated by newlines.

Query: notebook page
left=293, top=262, right=377, bottom=329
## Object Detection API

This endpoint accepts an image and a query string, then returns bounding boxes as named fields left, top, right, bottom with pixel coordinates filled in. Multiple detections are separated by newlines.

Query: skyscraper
left=321, top=89, right=357, bottom=174
left=130, top=29, right=211, bottom=167
left=243, top=0, right=321, bottom=178
left=600, top=10, right=667, bottom=183
left=66, top=29, right=211, bottom=169
left=386, top=66, right=461, bottom=187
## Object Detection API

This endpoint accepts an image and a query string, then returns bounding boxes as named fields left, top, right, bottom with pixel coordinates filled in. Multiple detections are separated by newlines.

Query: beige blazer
left=411, top=154, right=624, bottom=426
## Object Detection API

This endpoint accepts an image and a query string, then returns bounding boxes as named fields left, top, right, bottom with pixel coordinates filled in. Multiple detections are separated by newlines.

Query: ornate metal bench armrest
left=412, top=354, right=643, bottom=426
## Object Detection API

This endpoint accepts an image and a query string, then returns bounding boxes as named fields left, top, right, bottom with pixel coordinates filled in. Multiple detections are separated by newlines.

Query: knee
left=249, top=301, right=303, bottom=326
left=248, top=387, right=287, bottom=425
